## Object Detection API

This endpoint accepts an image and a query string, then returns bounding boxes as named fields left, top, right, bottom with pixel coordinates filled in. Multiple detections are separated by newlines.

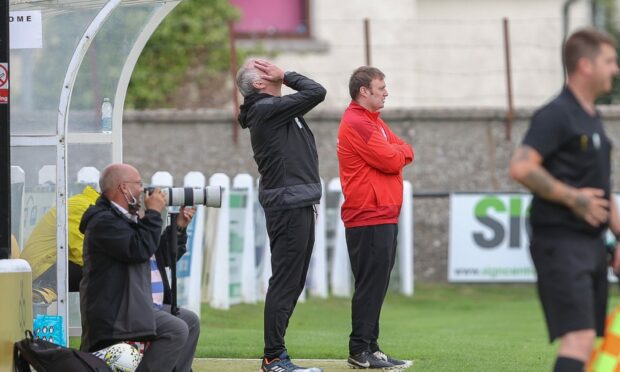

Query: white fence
left=200, top=173, right=415, bottom=309
left=10, top=166, right=416, bottom=315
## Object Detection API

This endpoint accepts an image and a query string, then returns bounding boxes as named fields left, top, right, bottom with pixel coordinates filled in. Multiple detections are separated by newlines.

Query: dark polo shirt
left=523, top=86, right=612, bottom=237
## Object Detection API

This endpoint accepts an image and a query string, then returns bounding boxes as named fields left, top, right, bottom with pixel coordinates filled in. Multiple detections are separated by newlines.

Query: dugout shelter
left=4, top=0, right=183, bottom=357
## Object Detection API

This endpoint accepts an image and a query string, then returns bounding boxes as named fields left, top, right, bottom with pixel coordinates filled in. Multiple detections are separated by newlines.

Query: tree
left=126, top=0, right=254, bottom=109
left=596, top=0, right=620, bottom=104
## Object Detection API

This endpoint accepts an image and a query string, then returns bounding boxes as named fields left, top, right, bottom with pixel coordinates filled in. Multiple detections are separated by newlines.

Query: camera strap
left=169, top=212, right=179, bottom=316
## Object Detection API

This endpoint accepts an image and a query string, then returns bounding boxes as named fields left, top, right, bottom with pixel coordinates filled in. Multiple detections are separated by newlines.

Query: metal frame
left=64, top=1, right=183, bottom=337
left=56, top=0, right=122, bottom=344
left=65, top=0, right=183, bottom=163
left=110, top=1, right=181, bottom=162
left=11, top=136, right=62, bottom=146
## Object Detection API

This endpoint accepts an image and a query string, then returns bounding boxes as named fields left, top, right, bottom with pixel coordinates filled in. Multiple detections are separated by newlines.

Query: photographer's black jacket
left=238, top=71, right=326, bottom=211
left=79, top=196, right=187, bottom=352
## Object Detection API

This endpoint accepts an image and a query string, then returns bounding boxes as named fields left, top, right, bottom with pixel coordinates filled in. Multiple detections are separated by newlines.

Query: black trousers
left=34, top=261, right=82, bottom=292
left=137, top=305, right=198, bottom=372
left=529, top=230, right=608, bottom=341
left=263, top=206, right=315, bottom=359
left=346, top=223, right=398, bottom=355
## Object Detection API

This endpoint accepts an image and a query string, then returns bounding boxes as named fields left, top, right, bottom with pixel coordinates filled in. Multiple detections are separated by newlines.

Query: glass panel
left=67, top=143, right=111, bottom=195
left=10, top=3, right=104, bottom=135
left=10, top=144, right=110, bottom=320
left=10, top=145, right=59, bottom=317
left=69, top=2, right=161, bottom=133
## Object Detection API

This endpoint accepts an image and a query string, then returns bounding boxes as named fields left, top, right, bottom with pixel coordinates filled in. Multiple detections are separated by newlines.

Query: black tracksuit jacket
left=238, top=71, right=326, bottom=211
left=79, top=196, right=186, bottom=352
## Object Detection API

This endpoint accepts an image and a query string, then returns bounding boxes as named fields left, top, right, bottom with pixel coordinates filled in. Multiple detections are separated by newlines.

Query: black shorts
left=529, top=230, right=608, bottom=342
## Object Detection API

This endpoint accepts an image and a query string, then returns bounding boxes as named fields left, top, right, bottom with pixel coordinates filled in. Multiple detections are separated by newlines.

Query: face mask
left=121, top=187, right=142, bottom=215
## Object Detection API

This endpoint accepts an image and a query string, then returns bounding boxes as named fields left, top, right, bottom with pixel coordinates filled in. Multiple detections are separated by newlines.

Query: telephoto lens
left=145, top=186, right=222, bottom=207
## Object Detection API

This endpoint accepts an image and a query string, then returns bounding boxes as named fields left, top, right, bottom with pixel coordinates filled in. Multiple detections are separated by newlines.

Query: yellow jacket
left=10, top=234, right=19, bottom=258
left=19, top=186, right=100, bottom=279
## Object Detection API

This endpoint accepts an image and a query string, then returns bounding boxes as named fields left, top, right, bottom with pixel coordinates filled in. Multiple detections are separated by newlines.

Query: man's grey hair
left=236, top=58, right=261, bottom=97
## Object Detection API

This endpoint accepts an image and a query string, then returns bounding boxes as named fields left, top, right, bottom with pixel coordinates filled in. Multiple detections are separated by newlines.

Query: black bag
left=13, top=330, right=112, bottom=372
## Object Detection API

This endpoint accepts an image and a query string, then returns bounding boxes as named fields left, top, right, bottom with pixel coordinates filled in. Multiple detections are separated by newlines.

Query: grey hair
left=236, top=59, right=261, bottom=97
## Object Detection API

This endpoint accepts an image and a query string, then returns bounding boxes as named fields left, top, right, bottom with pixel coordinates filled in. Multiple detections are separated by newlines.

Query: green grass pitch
left=72, top=283, right=620, bottom=371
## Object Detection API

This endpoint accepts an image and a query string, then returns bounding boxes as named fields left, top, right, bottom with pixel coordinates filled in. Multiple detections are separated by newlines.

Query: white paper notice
left=10, top=11, right=43, bottom=49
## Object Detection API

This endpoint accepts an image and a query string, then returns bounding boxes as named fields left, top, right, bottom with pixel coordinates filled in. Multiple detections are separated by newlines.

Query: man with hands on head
left=236, top=59, right=326, bottom=372
left=510, top=28, right=620, bottom=372
left=79, top=163, right=199, bottom=372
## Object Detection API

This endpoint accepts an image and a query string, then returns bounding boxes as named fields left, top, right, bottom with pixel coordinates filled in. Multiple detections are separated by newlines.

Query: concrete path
left=192, top=358, right=413, bottom=371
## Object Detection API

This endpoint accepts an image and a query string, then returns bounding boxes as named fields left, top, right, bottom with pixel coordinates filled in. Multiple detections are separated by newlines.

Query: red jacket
left=337, top=101, right=414, bottom=228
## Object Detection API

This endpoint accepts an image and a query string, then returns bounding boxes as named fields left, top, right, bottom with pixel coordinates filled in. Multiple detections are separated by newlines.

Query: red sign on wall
left=0, top=63, right=8, bottom=104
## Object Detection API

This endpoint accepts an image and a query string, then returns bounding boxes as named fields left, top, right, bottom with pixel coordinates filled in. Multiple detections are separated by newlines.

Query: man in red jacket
left=337, top=66, right=414, bottom=369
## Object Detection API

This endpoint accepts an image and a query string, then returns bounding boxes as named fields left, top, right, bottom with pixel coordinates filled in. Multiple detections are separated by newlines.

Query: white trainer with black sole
left=372, top=351, right=412, bottom=369
left=347, top=351, right=397, bottom=370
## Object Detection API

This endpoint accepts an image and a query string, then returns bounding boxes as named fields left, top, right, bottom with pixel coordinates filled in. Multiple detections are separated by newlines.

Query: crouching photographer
left=79, top=163, right=200, bottom=372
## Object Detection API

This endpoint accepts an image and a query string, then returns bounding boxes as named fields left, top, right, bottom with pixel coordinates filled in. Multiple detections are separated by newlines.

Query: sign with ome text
left=10, top=11, right=43, bottom=49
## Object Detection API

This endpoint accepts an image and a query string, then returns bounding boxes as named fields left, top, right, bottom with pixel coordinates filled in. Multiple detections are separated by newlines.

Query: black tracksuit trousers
left=346, top=223, right=398, bottom=355
left=263, top=205, right=315, bottom=359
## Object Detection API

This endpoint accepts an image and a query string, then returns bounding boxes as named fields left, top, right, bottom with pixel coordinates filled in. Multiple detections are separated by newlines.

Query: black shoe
left=260, top=351, right=323, bottom=372
left=373, top=351, right=412, bottom=369
left=347, top=351, right=395, bottom=369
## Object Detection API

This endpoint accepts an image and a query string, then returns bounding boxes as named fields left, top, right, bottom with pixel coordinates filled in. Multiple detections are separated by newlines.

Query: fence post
left=364, top=18, right=372, bottom=66
left=228, top=21, right=240, bottom=145
left=309, top=179, right=328, bottom=298
left=328, top=178, right=351, bottom=297
left=232, top=173, right=257, bottom=304
left=181, top=171, right=207, bottom=317
left=503, top=17, right=514, bottom=141
left=398, top=181, right=414, bottom=296
left=208, top=173, right=231, bottom=309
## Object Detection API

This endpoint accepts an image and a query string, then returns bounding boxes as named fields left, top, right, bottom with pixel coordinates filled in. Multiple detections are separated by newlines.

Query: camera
left=145, top=186, right=222, bottom=207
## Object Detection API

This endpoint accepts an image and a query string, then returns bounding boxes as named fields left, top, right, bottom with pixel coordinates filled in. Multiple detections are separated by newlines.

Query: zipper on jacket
left=293, top=116, right=319, bottom=162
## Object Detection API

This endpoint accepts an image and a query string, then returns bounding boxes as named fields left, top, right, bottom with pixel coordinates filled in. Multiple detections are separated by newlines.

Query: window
left=230, top=0, right=309, bottom=38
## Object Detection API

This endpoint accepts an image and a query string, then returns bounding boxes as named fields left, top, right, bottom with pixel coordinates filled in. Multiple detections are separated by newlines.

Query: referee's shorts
left=529, top=228, right=608, bottom=342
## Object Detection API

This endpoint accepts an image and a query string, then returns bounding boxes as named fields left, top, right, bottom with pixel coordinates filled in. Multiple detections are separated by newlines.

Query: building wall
left=123, top=105, right=620, bottom=281
left=243, top=0, right=591, bottom=109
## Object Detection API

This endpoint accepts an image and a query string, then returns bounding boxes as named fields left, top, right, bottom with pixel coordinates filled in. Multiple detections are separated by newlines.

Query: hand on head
left=254, top=59, right=284, bottom=83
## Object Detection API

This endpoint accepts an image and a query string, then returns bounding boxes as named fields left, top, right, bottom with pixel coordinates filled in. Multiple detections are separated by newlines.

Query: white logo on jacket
left=593, top=133, right=601, bottom=150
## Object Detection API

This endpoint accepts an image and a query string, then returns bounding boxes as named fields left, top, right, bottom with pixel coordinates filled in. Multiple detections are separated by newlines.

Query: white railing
left=12, top=167, right=416, bottom=319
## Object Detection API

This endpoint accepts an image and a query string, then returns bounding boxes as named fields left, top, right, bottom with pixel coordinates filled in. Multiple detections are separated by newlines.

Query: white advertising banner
left=449, top=193, right=535, bottom=282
